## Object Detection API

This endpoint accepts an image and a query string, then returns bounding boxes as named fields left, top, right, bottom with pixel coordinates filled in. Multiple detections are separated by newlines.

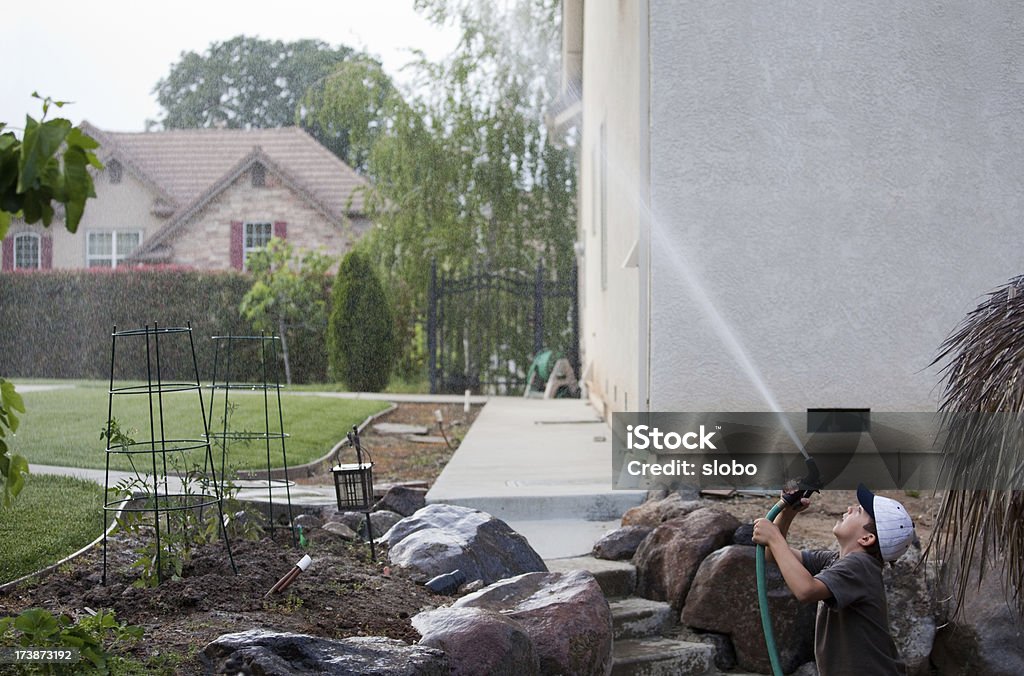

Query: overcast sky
left=1, top=0, right=461, bottom=132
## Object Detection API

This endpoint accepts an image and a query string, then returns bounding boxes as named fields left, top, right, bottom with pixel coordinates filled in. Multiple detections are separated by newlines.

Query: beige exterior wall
left=171, top=168, right=355, bottom=269
left=4, top=166, right=168, bottom=269
left=578, top=0, right=646, bottom=416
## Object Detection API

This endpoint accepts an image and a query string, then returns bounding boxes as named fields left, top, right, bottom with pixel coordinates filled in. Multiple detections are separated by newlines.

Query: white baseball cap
left=857, top=483, right=915, bottom=562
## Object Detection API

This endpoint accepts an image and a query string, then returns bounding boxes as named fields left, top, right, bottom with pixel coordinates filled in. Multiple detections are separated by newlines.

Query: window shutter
left=1, top=238, right=12, bottom=271
left=230, top=221, right=243, bottom=270
left=41, top=235, right=53, bottom=269
left=273, top=221, right=287, bottom=240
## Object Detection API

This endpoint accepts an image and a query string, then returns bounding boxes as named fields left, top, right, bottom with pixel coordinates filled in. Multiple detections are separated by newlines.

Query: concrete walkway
left=31, top=395, right=643, bottom=560
left=426, top=397, right=646, bottom=558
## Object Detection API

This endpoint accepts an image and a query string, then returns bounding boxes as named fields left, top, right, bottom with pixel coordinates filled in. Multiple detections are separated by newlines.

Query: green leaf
left=18, top=116, right=71, bottom=193
left=1, top=380, right=26, bottom=413
left=14, top=609, right=60, bottom=640
left=0, top=211, right=9, bottom=240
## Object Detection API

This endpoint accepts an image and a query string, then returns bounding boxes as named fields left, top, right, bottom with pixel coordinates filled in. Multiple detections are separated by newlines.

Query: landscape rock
left=202, top=629, right=448, bottom=675
left=369, top=510, right=404, bottom=539
left=412, top=607, right=540, bottom=676
left=592, top=525, right=652, bottom=561
left=451, top=570, right=612, bottom=676
left=883, top=543, right=943, bottom=675
left=621, top=493, right=704, bottom=528
left=681, top=545, right=814, bottom=674
left=373, top=486, right=428, bottom=517
left=930, top=559, right=1024, bottom=676
left=321, top=521, right=359, bottom=540
left=292, top=513, right=322, bottom=530
left=632, top=507, right=739, bottom=608
left=732, top=522, right=755, bottom=546
left=383, top=504, right=546, bottom=585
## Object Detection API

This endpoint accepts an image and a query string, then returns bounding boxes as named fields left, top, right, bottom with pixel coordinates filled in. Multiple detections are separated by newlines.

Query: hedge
left=0, top=268, right=327, bottom=384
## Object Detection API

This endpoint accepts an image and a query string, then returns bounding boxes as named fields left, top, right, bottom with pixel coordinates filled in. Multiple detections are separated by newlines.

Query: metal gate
left=426, top=260, right=579, bottom=395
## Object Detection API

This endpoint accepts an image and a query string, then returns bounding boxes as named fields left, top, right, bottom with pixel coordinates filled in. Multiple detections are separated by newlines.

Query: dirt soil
left=0, top=402, right=943, bottom=673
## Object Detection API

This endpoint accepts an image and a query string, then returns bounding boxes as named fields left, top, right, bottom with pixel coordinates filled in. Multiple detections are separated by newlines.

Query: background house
left=1, top=125, right=371, bottom=271
left=563, top=1, right=1024, bottom=415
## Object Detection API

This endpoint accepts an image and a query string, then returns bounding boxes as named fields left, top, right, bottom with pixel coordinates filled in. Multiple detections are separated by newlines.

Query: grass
left=9, top=381, right=389, bottom=471
left=0, top=475, right=104, bottom=584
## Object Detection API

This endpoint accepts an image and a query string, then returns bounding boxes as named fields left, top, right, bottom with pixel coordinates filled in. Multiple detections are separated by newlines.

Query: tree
left=1, top=94, right=102, bottom=503
left=355, top=0, right=577, bottom=376
left=153, top=36, right=396, bottom=171
left=239, top=238, right=333, bottom=386
left=297, top=58, right=403, bottom=175
left=328, top=250, right=395, bottom=392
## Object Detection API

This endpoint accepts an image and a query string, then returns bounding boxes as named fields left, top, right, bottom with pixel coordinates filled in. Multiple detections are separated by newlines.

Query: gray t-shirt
left=801, top=550, right=904, bottom=676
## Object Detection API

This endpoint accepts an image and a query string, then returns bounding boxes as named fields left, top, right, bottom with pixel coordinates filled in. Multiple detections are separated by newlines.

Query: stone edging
left=235, top=402, right=398, bottom=481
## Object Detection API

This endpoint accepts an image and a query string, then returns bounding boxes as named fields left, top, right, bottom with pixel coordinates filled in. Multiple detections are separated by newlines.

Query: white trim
left=13, top=232, right=41, bottom=270
left=86, top=230, right=143, bottom=269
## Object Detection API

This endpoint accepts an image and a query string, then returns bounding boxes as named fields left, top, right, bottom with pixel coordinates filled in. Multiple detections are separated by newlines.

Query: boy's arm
left=752, top=518, right=832, bottom=603
left=770, top=506, right=806, bottom=563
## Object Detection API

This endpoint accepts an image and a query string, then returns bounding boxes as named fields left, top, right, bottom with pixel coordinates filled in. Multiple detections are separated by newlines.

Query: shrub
left=327, top=251, right=395, bottom=391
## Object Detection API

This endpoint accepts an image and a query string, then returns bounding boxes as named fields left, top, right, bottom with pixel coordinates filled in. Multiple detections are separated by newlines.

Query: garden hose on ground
left=755, top=457, right=821, bottom=676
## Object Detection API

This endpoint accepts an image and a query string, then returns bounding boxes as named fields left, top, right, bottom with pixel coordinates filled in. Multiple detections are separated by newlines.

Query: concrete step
left=612, top=637, right=715, bottom=676
left=544, top=555, right=636, bottom=598
left=610, top=597, right=676, bottom=640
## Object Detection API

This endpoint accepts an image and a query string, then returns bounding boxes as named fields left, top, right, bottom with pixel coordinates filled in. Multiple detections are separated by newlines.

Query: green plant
left=0, top=607, right=142, bottom=674
left=0, top=377, right=28, bottom=506
left=328, top=250, right=395, bottom=391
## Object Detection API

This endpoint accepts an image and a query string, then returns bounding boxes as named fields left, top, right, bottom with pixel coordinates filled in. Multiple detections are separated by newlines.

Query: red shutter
left=230, top=221, right=243, bottom=270
left=41, top=235, right=53, bottom=269
left=1, top=237, right=12, bottom=271
left=273, top=221, right=287, bottom=240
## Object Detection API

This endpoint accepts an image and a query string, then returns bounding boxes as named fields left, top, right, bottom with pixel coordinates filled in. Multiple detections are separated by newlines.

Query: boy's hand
left=752, top=518, right=785, bottom=547
left=781, top=488, right=811, bottom=512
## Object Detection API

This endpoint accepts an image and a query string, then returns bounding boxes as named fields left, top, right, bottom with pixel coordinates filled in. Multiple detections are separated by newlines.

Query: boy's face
left=832, top=503, right=876, bottom=548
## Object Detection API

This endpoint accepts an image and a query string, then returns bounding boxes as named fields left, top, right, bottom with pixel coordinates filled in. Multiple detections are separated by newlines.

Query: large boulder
left=883, top=543, right=943, bottom=675
left=202, top=629, right=448, bottom=675
left=633, top=507, right=739, bottom=608
left=681, top=545, right=815, bottom=674
left=930, top=559, right=1024, bottom=675
left=451, top=570, right=613, bottom=676
left=621, top=492, right=704, bottom=528
left=413, top=607, right=540, bottom=676
left=383, top=504, right=546, bottom=585
left=592, top=525, right=653, bottom=561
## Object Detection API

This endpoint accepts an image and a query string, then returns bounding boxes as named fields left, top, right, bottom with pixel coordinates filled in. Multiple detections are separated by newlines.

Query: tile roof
left=83, top=124, right=369, bottom=219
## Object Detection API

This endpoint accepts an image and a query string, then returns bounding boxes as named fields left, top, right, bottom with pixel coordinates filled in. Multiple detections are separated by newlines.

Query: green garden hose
left=755, top=498, right=788, bottom=676
left=756, top=457, right=820, bottom=676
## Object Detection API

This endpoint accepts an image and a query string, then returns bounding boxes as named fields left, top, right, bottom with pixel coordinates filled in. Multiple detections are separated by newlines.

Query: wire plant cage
left=206, top=334, right=296, bottom=545
left=102, top=323, right=236, bottom=585
left=333, top=425, right=376, bottom=559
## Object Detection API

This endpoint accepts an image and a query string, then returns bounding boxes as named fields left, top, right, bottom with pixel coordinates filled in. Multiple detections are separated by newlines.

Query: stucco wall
left=172, top=168, right=357, bottom=269
left=10, top=168, right=168, bottom=269
left=579, top=0, right=644, bottom=415
left=645, top=1, right=1024, bottom=412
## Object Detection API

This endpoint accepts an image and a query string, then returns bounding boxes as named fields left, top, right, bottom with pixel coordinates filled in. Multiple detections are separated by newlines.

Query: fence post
left=427, top=260, right=438, bottom=394
left=534, top=262, right=544, bottom=356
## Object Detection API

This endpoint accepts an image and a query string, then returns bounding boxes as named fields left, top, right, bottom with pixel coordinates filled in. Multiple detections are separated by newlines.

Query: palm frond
left=928, top=275, right=1024, bottom=619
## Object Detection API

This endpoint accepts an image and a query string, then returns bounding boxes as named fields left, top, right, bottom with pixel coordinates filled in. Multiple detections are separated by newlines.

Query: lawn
left=10, top=381, right=389, bottom=472
left=0, top=474, right=104, bottom=584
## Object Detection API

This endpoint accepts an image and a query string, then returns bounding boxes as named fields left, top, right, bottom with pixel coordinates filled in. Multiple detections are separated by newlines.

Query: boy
left=752, top=483, right=915, bottom=675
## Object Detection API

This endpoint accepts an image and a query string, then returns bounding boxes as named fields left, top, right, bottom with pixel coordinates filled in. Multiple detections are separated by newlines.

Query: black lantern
left=332, top=425, right=376, bottom=559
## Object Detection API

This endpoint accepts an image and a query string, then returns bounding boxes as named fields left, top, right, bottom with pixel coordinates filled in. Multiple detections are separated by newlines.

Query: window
left=87, top=231, right=141, bottom=268
left=244, top=222, right=272, bottom=268
left=14, top=233, right=40, bottom=269
left=251, top=163, right=266, bottom=187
